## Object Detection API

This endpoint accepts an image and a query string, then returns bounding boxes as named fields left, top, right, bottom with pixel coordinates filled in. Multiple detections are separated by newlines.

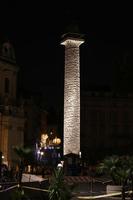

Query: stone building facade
left=81, top=90, right=133, bottom=161
left=0, top=40, right=25, bottom=166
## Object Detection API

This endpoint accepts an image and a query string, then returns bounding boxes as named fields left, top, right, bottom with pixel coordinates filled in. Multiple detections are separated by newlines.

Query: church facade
left=0, top=40, right=25, bottom=166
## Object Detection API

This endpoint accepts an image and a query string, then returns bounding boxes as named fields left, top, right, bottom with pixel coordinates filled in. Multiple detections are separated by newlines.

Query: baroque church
left=0, top=40, right=25, bottom=166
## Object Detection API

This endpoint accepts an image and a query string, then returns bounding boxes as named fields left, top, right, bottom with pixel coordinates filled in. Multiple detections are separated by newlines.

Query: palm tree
left=11, top=146, right=33, bottom=200
left=48, top=167, right=72, bottom=200
left=97, top=155, right=133, bottom=185
left=97, top=155, right=133, bottom=200
left=13, top=146, right=32, bottom=185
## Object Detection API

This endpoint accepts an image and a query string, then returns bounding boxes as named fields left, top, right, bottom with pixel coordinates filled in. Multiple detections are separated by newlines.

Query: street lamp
left=79, top=151, right=82, bottom=159
left=57, top=162, right=63, bottom=169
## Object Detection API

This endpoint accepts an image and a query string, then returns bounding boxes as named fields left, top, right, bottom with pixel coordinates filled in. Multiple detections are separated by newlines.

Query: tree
left=97, top=155, right=133, bottom=185
left=48, top=167, right=72, bottom=200
left=97, top=155, right=133, bottom=200
left=13, top=146, right=32, bottom=185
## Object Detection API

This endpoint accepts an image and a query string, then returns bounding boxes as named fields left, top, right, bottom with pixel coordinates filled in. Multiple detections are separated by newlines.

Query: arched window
left=5, top=78, right=10, bottom=93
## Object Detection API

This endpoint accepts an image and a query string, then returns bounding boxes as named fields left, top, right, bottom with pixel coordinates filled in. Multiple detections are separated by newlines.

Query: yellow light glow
left=53, top=137, right=61, bottom=145
left=40, top=134, right=48, bottom=147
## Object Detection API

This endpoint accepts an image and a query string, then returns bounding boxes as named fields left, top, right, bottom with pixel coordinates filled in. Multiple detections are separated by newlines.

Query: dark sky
left=0, top=1, right=133, bottom=107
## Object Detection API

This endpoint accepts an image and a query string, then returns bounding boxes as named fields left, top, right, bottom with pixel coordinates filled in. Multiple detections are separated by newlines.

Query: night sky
left=0, top=1, right=133, bottom=107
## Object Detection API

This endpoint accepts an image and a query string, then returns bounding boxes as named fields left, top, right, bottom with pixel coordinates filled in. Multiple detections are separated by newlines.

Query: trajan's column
left=61, top=32, right=84, bottom=155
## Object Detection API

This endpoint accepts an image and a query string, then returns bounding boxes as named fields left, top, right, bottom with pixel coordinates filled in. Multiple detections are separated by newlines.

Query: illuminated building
left=35, top=131, right=61, bottom=166
left=61, top=33, right=84, bottom=155
left=0, top=40, right=25, bottom=166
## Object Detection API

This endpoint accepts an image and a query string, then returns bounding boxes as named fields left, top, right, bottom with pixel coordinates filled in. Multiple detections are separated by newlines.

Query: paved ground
left=0, top=179, right=107, bottom=200
left=72, top=180, right=107, bottom=196
left=0, top=176, right=130, bottom=200
left=72, top=179, right=132, bottom=200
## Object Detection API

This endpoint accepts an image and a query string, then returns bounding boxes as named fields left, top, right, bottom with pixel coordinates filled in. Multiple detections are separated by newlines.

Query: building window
left=5, top=78, right=10, bottom=93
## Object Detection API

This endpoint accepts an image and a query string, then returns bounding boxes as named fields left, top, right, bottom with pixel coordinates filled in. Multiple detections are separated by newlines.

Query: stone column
left=61, top=34, right=84, bottom=155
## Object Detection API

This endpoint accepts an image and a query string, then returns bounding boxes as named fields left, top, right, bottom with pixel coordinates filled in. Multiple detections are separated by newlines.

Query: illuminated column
left=61, top=34, right=84, bottom=155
